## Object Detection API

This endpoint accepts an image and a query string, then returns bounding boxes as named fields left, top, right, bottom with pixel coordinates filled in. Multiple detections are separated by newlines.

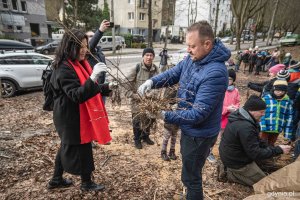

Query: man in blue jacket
left=138, top=21, right=231, bottom=200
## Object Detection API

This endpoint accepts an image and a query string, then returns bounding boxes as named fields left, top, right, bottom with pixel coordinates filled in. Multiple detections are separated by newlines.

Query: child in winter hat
left=260, top=79, right=293, bottom=145
left=269, top=64, right=286, bottom=77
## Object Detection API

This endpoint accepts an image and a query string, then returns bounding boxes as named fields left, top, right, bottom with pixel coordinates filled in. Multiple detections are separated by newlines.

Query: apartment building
left=208, top=0, right=233, bottom=35
left=0, top=0, right=51, bottom=46
left=98, top=0, right=164, bottom=42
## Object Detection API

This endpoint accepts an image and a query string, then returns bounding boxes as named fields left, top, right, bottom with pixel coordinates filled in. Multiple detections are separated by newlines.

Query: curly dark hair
left=52, top=29, right=88, bottom=69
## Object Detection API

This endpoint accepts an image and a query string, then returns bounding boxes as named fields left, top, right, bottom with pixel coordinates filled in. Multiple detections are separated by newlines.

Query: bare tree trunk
left=62, top=0, right=66, bottom=25
left=266, top=0, right=279, bottom=46
left=194, top=0, right=198, bottom=23
left=74, top=0, right=78, bottom=27
left=188, top=0, right=191, bottom=26
left=148, top=0, right=153, bottom=48
left=214, top=0, right=220, bottom=36
left=164, top=25, right=169, bottom=49
left=111, top=0, right=116, bottom=54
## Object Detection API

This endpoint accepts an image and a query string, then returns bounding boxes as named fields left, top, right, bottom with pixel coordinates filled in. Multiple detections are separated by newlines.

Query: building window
left=128, top=12, right=134, bottom=20
left=128, top=29, right=132, bottom=34
left=7, top=25, right=13, bottom=31
left=139, top=29, right=145, bottom=35
left=139, top=0, right=145, bottom=7
left=12, top=0, right=18, bottom=10
left=2, top=0, right=8, bottom=9
left=139, top=13, right=145, bottom=20
left=30, top=23, right=40, bottom=37
left=16, top=26, right=22, bottom=32
left=128, top=0, right=133, bottom=4
left=21, top=1, right=27, bottom=12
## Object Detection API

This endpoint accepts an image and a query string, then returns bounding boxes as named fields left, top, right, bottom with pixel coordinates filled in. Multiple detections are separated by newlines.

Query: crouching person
left=219, top=95, right=291, bottom=186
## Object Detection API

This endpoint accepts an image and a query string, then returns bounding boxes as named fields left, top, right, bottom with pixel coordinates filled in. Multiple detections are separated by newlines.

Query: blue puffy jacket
left=151, top=40, right=231, bottom=137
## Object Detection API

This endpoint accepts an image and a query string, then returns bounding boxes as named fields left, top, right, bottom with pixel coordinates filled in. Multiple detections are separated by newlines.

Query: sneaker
left=143, top=137, right=155, bottom=145
left=168, top=149, right=177, bottom=160
left=207, top=153, right=216, bottom=163
left=80, top=181, right=105, bottom=191
left=47, top=178, right=73, bottom=189
left=134, top=140, right=142, bottom=149
left=161, top=150, right=170, bottom=161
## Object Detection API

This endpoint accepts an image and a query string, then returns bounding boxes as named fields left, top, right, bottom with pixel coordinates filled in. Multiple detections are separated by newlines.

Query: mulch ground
left=0, top=46, right=299, bottom=200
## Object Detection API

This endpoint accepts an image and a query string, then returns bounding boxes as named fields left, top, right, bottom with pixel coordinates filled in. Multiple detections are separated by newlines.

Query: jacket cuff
left=274, top=146, right=284, bottom=155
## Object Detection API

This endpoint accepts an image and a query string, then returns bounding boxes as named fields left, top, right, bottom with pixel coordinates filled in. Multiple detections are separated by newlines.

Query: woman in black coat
left=47, top=29, right=112, bottom=191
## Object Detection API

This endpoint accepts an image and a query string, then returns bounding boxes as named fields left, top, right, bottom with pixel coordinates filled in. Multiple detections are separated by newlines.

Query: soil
left=0, top=46, right=299, bottom=200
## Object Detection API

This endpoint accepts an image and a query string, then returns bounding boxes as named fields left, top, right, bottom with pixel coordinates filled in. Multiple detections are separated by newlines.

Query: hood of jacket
left=228, top=107, right=258, bottom=127
left=189, top=39, right=231, bottom=66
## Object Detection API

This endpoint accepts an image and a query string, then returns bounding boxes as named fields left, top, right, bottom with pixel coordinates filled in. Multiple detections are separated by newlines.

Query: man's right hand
left=138, top=79, right=153, bottom=96
left=278, top=145, right=292, bottom=154
left=99, top=20, right=110, bottom=32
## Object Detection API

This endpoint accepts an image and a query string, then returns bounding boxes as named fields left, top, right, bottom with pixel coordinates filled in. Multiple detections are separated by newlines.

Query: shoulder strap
left=136, top=63, right=141, bottom=74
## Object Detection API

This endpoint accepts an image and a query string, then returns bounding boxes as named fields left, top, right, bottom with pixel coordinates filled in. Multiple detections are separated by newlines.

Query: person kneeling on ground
left=219, top=95, right=291, bottom=186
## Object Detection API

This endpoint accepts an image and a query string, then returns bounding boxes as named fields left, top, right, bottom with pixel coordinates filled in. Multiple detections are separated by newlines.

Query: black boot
left=47, top=178, right=73, bottom=189
left=143, top=137, right=154, bottom=145
left=80, top=181, right=105, bottom=191
left=168, top=149, right=177, bottom=160
left=134, top=140, right=142, bottom=149
left=161, top=150, right=170, bottom=161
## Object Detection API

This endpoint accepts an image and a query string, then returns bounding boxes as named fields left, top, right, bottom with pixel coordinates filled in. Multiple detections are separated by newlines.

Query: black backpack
left=41, top=60, right=54, bottom=111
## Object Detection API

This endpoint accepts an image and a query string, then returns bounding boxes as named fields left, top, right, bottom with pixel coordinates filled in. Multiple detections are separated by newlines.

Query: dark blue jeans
left=180, top=133, right=217, bottom=200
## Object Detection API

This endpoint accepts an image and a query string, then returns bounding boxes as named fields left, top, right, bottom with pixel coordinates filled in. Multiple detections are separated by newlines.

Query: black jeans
left=180, top=133, right=217, bottom=200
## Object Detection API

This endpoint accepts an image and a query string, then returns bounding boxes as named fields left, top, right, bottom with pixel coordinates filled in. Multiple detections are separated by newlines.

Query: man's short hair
left=187, top=20, right=214, bottom=41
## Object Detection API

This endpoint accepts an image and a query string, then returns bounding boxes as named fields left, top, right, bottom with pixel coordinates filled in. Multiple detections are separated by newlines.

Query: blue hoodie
left=151, top=39, right=231, bottom=137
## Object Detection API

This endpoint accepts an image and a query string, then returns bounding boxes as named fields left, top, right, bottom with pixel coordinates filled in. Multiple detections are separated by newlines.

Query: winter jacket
left=151, top=39, right=231, bottom=137
left=260, top=94, right=294, bottom=139
left=221, top=87, right=240, bottom=129
left=219, top=107, right=283, bottom=169
left=241, top=53, right=250, bottom=63
left=50, top=61, right=110, bottom=145
left=127, top=61, right=159, bottom=114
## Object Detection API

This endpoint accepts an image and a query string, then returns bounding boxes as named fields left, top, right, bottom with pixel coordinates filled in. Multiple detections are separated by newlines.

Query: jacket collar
left=239, top=107, right=257, bottom=125
left=141, top=61, right=156, bottom=72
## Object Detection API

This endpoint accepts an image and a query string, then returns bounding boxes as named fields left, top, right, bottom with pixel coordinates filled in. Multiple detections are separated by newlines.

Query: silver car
left=0, top=52, right=53, bottom=97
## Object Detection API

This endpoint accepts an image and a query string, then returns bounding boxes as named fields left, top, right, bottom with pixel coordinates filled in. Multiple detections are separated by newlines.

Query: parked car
left=132, top=34, right=145, bottom=43
left=0, top=39, right=34, bottom=51
left=98, top=36, right=123, bottom=50
left=35, top=41, right=59, bottom=54
left=0, top=52, right=53, bottom=97
left=169, top=48, right=188, bottom=66
left=221, top=36, right=231, bottom=43
left=279, top=34, right=300, bottom=46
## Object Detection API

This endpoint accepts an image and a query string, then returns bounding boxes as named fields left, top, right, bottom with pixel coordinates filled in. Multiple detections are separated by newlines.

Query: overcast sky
left=174, top=0, right=210, bottom=27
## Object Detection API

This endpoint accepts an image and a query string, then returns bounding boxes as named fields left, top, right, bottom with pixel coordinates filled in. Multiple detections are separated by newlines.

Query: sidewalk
left=104, top=40, right=280, bottom=56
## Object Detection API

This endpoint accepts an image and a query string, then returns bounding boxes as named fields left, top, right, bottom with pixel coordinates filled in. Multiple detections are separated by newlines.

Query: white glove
left=109, top=81, right=118, bottom=90
left=138, top=79, right=153, bottom=96
left=90, top=62, right=107, bottom=82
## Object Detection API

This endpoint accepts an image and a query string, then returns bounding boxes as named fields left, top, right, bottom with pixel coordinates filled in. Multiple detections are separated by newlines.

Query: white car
left=0, top=52, right=53, bottom=97
left=169, top=48, right=188, bottom=66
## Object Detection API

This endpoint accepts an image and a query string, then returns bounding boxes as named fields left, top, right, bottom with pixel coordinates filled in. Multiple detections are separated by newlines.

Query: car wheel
left=43, top=49, right=49, bottom=54
left=1, top=80, right=16, bottom=98
left=116, top=45, right=121, bottom=50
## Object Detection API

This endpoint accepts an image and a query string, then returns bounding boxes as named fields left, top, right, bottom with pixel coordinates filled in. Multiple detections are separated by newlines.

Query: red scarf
left=67, top=59, right=111, bottom=144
